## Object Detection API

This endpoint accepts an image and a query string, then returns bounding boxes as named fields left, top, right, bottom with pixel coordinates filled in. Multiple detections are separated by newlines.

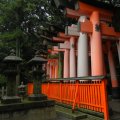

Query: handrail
left=43, top=75, right=106, bottom=83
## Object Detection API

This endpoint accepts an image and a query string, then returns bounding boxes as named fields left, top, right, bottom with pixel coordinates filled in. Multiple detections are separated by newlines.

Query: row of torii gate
left=46, top=1, right=120, bottom=99
left=42, top=1, right=120, bottom=120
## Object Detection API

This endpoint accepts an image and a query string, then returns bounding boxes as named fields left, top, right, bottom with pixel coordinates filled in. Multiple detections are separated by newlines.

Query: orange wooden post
left=64, top=48, right=69, bottom=78
left=55, top=60, right=58, bottom=78
left=47, top=82, right=50, bottom=97
left=56, top=60, right=59, bottom=78
left=90, top=11, right=104, bottom=76
left=102, top=79, right=109, bottom=120
left=52, top=60, right=55, bottom=78
left=90, top=11, right=109, bottom=119
left=51, top=61, right=54, bottom=79
left=27, top=83, right=33, bottom=95
left=72, top=80, right=79, bottom=112
left=54, top=60, right=56, bottom=78
left=60, top=80, right=62, bottom=102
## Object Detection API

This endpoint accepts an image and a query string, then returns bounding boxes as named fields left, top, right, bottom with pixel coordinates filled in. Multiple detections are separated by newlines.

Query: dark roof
left=28, top=56, right=47, bottom=65
left=4, top=55, right=22, bottom=63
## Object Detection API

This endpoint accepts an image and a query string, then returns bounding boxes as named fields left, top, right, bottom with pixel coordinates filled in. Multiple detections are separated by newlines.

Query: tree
left=0, top=0, right=66, bottom=83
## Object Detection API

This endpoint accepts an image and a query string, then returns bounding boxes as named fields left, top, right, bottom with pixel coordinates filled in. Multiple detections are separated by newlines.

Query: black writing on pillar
left=72, top=44, right=74, bottom=48
left=95, top=24, right=100, bottom=32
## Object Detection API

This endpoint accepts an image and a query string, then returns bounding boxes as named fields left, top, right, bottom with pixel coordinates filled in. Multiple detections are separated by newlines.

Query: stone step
left=56, top=102, right=103, bottom=117
left=56, top=105, right=87, bottom=120
left=56, top=105, right=104, bottom=120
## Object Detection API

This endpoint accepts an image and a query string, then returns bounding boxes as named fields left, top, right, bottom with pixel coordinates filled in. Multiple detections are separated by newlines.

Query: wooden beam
left=65, top=25, right=120, bottom=40
left=52, top=37, right=68, bottom=42
left=79, top=21, right=120, bottom=37
left=58, top=32, right=70, bottom=39
left=79, top=21, right=93, bottom=34
left=65, top=8, right=80, bottom=19
left=65, top=2, right=113, bottom=22
left=77, top=2, right=112, bottom=20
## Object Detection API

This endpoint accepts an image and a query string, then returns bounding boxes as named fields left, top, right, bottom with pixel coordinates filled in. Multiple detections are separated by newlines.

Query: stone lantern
left=1, top=49, right=22, bottom=104
left=28, top=51, right=47, bottom=101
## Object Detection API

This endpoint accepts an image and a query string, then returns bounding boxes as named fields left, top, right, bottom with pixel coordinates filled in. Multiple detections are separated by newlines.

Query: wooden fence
left=42, top=76, right=109, bottom=120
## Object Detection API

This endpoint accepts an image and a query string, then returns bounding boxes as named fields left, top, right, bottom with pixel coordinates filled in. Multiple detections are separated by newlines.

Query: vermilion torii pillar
left=54, top=60, right=58, bottom=78
left=64, top=48, right=69, bottom=78
left=77, top=16, right=89, bottom=77
left=107, top=42, right=120, bottom=99
left=90, top=11, right=104, bottom=76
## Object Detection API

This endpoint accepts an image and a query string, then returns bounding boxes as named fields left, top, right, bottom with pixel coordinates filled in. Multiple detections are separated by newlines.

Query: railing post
left=47, top=82, right=50, bottom=98
left=72, top=80, right=79, bottom=112
left=64, top=48, right=69, bottom=78
left=102, top=79, right=109, bottom=120
left=60, top=80, right=62, bottom=102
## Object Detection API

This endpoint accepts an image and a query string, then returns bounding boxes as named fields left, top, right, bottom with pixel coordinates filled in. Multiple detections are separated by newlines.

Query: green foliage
left=0, top=0, right=66, bottom=82
left=0, top=29, right=23, bottom=40
left=0, top=0, right=65, bottom=57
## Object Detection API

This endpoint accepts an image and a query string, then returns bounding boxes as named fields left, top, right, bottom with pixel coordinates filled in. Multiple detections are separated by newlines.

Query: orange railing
left=42, top=76, right=109, bottom=120
left=27, top=83, right=33, bottom=95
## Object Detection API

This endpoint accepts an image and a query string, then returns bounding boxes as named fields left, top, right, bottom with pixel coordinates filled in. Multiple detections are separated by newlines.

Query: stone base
left=0, top=100, right=56, bottom=120
left=28, top=94, right=47, bottom=101
left=1, top=96, right=21, bottom=104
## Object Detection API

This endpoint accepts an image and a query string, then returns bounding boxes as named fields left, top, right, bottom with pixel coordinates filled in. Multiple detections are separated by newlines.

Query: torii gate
left=64, top=0, right=120, bottom=99
left=47, top=49, right=60, bottom=79
left=53, top=32, right=79, bottom=78
left=52, top=37, right=70, bottom=78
